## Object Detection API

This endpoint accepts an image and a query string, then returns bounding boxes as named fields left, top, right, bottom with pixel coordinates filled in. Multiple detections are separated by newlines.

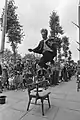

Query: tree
left=62, top=36, right=69, bottom=59
left=49, top=11, right=63, bottom=38
left=49, top=11, right=63, bottom=62
left=23, top=53, right=36, bottom=62
left=0, top=0, right=24, bottom=63
left=68, top=50, right=72, bottom=65
left=3, top=48, right=21, bottom=64
left=3, top=48, right=12, bottom=63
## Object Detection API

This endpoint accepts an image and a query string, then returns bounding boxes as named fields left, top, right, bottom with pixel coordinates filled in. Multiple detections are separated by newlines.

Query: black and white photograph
left=0, top=0, right=79, bottom=120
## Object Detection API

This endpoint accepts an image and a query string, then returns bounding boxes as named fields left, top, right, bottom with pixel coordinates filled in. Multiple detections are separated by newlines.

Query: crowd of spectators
left=0, top=58, right=76, bottom=92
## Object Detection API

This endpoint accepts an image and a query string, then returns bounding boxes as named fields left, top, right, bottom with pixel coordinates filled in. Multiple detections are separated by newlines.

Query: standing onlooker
left=14, top=59, right=24, bottom=75
left=2, top=64, right=9, bottom=89
left=0, top=63, right=2, bottom=92
left=61, top=65, right=68, bottom=82
left=52, top=63, right=59, bottom=85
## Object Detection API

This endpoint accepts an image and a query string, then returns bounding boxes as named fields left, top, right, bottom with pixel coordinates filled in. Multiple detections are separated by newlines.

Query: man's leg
left=38, top=51, right=55, bottom=69
left=38, top=56, right=48, bottom=69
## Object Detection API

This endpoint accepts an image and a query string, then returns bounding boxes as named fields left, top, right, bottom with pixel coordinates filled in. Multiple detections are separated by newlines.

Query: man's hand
left=28, top=49, right=33, bottom=52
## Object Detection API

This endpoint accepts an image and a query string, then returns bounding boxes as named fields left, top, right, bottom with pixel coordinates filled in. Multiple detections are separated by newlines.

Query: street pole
left=78, top=0, right=80, bottom=60
left=0, top=0, right=7, bottom=63
left=72, top=0, right=80, bottom=61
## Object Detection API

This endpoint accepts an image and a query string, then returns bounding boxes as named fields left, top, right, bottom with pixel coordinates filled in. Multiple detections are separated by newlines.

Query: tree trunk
left=11, top=42, right=16, bottom=64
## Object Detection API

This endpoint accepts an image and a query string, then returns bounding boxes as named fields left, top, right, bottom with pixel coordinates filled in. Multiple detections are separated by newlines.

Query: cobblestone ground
left=0, top=75, right=80, bottom=120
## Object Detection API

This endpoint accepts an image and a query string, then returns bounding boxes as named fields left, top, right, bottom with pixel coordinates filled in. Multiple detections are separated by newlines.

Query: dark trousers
left=0, top=81, right=2, bottom=89
left=52, top=70, right=59, bottom=85
left=38, top=51, right=54, bottom=69
left=61, top=69, right=67, bottom=82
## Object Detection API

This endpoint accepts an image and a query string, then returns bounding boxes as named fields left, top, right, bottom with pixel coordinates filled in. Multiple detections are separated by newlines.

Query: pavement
left=0, top=76, right=80, bottom=120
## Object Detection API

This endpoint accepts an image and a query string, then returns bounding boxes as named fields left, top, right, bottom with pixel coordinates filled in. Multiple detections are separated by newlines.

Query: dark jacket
left=33, top=40, right=43, bottom=54
left=33, top=39, right=57, bottom=55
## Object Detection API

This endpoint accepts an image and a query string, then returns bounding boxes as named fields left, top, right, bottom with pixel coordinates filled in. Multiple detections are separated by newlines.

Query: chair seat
left=30, top=88, right=51, bottom=97
left=27, top=80, right=51, bottom=116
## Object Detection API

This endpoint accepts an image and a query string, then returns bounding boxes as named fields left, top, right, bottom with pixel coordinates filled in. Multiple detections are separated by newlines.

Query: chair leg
left=35, top=98, right=37, bottom=104
left=47, top=95, right=51, bottom=108
left=27, top=97, right=32, bottom=111
left=41, top=99, right=44, bottom=116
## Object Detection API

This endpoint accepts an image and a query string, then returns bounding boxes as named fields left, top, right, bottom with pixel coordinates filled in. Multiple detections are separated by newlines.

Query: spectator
left=14, top=59, right=24, bottom=75
left=0, top=63, right=2, bottom=92
left=2, top=64, right=9, bottom=89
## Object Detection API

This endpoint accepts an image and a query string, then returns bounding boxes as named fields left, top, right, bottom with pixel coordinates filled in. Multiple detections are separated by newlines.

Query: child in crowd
left=8, top=74, right=14, bottom=90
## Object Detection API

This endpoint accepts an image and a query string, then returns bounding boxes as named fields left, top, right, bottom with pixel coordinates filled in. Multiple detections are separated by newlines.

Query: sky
left=0, top=0, right=79, bottom=62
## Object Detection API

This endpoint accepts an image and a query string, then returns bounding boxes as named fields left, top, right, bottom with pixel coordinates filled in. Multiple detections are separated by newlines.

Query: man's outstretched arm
left=28, top=41, right=43, bottom=54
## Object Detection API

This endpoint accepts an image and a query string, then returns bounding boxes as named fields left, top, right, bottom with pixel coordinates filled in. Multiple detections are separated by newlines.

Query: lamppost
left=78, top=0, right=80, bottom=60
left=72, top=0, right=80, bottom=60
left=0, top=0, right=7, bottom=63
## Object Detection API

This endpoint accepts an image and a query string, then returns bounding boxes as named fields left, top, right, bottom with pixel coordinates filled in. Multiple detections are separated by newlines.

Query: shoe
left=15, top=89, right=17, bottom=91
left=22, top=89, right=25, bottom=92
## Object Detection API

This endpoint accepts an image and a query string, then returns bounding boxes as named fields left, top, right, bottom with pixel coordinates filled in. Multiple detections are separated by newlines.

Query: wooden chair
left=27, top=80, right=51, bottom=116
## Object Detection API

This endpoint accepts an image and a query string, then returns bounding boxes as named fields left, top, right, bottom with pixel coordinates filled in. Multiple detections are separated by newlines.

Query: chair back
left=26, top=78, right=36, bottom=96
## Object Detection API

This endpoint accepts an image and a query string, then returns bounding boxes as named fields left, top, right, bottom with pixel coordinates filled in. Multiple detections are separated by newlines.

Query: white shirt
left=43, top=39, right=53, bottom=53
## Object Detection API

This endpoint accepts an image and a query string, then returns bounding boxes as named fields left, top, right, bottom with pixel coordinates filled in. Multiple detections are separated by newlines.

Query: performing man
left=28, top=28, right=57, bottom=69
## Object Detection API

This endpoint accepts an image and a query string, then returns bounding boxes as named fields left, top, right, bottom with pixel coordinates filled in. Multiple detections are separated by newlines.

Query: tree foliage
left=23, top=53, right=36, bottom=62
left=49, top=11, right=64, bottom=62
left=68, top=50, right=72, bottom=62
left=62, top=36, right=69, bottom=58
left=49, top=11, right=63, bottom=38
left=3, top=48, right=21, bottom=64
left=3, top=48, right=12, bottom=63
left=0, top=0, right=24, bottom=63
